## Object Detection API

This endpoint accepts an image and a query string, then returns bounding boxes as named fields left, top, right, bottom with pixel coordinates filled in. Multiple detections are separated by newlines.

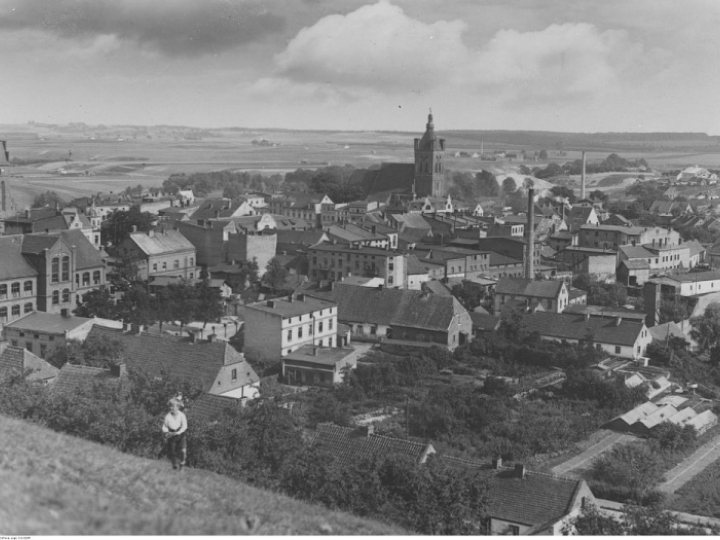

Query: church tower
left=414, top=111, right=445, bottom=198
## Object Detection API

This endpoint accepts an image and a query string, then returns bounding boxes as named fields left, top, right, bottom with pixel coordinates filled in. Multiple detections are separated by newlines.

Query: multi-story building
left=244, top=294, right=338, bottom=360
left=414, top=246, right=490, bottom=280
left=0, top=230, right=107, bottom=323
left=308, top=243, right=407, bottom=288
left=119, top=229, right=197, bottom=281
left=578, top=224, right=681, bottom=251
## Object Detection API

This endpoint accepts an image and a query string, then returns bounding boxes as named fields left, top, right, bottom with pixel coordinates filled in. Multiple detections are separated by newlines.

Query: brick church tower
left=414, top=111, right=446, bottom=198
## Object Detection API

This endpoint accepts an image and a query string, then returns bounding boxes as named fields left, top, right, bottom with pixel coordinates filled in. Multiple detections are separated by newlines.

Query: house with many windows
left=119, top=229, right=197, bottom=281
left=244, top=294, right=339, bottom=360
left=308, top=243, right=407, bottom=288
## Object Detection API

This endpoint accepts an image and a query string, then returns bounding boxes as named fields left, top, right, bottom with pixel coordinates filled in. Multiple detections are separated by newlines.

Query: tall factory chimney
left=525, top=188, right=535, bottom=279
left=581, top=151, right=587, bottom=200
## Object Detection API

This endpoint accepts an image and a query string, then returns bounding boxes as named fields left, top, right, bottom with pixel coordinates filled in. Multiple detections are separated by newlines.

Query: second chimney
left=515, top=463, right=526, bottom=479
left=525, top=188, right=535, bottom=279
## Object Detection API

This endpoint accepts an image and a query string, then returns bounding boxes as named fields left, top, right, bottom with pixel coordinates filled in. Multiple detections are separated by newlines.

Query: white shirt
left=162, top=410, right=187, bottom=435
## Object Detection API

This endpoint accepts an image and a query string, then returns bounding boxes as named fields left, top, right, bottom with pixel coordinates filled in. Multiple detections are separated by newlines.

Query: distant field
left=1, top=123, right=718, bottom=209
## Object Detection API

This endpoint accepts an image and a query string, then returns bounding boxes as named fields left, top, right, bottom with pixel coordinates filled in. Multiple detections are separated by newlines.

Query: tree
left=115, top=284, right=157, bottom=327
left=475, top=170, right=499, bottom=197
left=108, top=255, right=143, bottom=292
left=102, top=207, right=155, bottom=246
left=522, top=177, right=535, bottom=189
left=450, top=280, right=486, bottom=311
left=690, top=303, right=720, bottom=351
left=538, top=150, right=548, bottom=160
left=550, top=185, right=576, bottom=203
left=73, top=286, right=117, bottom=319
left=589, top=189, right=608, bottom=204
left=264, top=257, right=289, bottom=294
left=32, top=190, right=65, bottom=209
left=502, top=177, right=517, bottom=195
left=228, top=259, right=259, bottom=292
left=193, top=281, right=224, bottom=329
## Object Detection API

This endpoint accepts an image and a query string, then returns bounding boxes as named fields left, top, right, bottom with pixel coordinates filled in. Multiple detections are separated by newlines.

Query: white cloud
left=263, top=0, right=640, bottom=108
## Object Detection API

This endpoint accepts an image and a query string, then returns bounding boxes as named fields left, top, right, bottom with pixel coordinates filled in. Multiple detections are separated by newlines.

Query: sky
left=1, top=0, right=719, bottom=133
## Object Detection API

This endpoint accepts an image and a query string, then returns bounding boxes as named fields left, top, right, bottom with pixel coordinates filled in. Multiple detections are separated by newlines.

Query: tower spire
left=427, top=108, right=433, bottom=128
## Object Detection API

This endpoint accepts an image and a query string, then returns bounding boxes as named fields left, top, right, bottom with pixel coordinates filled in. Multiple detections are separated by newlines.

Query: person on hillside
left=162, top=396, right=187, bottom=470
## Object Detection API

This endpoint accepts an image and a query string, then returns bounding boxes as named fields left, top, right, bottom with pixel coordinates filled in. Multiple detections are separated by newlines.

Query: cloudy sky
left=1, top=0, right=719, bottom=133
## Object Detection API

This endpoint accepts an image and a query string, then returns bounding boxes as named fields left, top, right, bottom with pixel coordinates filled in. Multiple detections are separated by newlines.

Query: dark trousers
left=166, top=432, right=187, bottom=466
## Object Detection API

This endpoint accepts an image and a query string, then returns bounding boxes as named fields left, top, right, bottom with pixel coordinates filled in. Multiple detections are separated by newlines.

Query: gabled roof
left=85, top=326, right=259, bottom=393
left=390, top=213, right=431, bottom=230
left=0, top=235, right=38, bottom=280
left=55, top=229, right=104, bottom=269
left=685, top=239, right=706, bottom=258
left=620, top=259, right=651, bottom=270
left=619, top=245, right=655, bottom=259
left=128, top=229, right=195, bottom=256
left=189, top=198, right=249, bottom=220
left=406, top=254, right=431, bottom=275
left=580, top=224, right=644, bottom=234
left=669, top=270, right=720, bottom=283
left=188, top=392, right=243, bottom=424
left=310, top=284, right=467, bottom=332
left=438, top=457, right=585, bottom=530
left=310, top=423, right=434, bottom=468
left=495, top=278, right=564, bottom=299
left=0, top=345, right=59, bottom=382
left=488, top=252, right=523, bottom=267
left=521, top=312, right=644, bottom=346
left=470, top=313, right=500, bottom=331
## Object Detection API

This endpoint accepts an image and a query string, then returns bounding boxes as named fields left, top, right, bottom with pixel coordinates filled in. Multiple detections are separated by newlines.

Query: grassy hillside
left=0, top=415, right=405, bottom=535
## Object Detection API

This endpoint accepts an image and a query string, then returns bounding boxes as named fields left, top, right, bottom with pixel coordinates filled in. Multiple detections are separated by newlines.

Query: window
left=11, top=305, right=20, bottom=316
left=24, top=280, right=33, bottom=294
left=329, top=319, right=333, bottom=330
left=0, top=284, right=6, bottom=299
left=52, top=290, right=59, bottom=305
left=11, top=282, right=19, bottom=298
left=93, top=270, right=101, bottom=285
left=388, top=276, right=394, bottom=284
left=81, top=272, right=90, bottom=286
left=173, top=260, right=179, bottom=269
left=25, top=342, right=32, bottom=352
left=509, top=525, right=520, bottom=536
left=62, top=256, right=70, bottom=281
left=190, top=258, right=194, bottom=266
left=231, top=369, right=237, bottom=381
left=298, top=327, right=303, bottom=339
left=153, top=263, right=158, bottom=272
left=287, top=329, right=292, bottom=341
left=162, top=262, right=167, bottom=271
left=62, top=289, right=70, bottom=303
left=51, top=257, right=59, bottom=283
left=319, top=321, right=324, bottom=333
left=24, top=303, right=33, bottom=314
left=76, top=274, right=80, bottom=286
left=40, top=344, right=47, bottom=357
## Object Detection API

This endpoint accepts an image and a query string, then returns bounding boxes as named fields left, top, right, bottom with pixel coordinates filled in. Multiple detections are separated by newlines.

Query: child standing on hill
left=162, top=397, right=187, bottom=470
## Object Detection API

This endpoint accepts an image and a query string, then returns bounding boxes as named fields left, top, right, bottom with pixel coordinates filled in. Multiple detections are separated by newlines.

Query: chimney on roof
left=215, top=210, right=220, bottom=219
left=297, top=294, right=305, bottom=302
left=358, top=425, right=374, bottom=437
left=615, top=317, right=623, bottom=326
left=131, top=324, right=143, bottom=335
left=492, top=456, right=503, bottom=469
left=514, top=463, right=526, bottom=479
left=207, top=334, right=216, bottom=343
left=288, top=294, right=294, bottom=303
left=25, top=208, right=30, bottom=218
left=109, top=362, right=126, bottom=378
left=266, top=300, right=275, bottom=308
left=378, top=284, right=384, bottom=291
left=148, top=229, right=155, bottom=238
left=131, top=225, right=137, bottom=233
left=312, top=346, right=318, bottom=356
left=581, top=151, right=587, bottom=200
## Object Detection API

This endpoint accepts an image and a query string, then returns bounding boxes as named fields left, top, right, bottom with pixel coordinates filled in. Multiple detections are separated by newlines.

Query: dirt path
left=659, top=433, right=720, bottom=494
left=552, top=432, right=636, bottom=477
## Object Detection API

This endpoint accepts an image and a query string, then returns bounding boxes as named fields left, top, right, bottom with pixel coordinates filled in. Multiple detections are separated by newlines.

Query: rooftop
left=128, top=229, right=195, bottom=256
left=4, top=312, right=94, bottom=334
left=284, top=345, right=356, bottom=367
left=246, top=294, right=337, bottom=318
left=495, top=277, right=564, bottom=299
left=521, top=312, right=644, bottom=346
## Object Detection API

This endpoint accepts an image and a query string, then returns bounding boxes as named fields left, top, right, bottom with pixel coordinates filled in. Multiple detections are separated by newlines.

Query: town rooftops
left=188, top=393, right=243, bottom=424
left=284, top=345, right=356, bottom=367
left=246, top=294, right=337, bottom=318
left=488, top=252, right=523, bottom=266
left=563, top=305, right=646, bottom=321
left=0, top=345, right=59, bottom=382
left=470, top=313, right=500, bottom=332
left=22, top=229, right=105, bottom=269
left=51, top=363, right=127, bottom=397
left=559, top=246, right=617, bottom=255
left=620, top=259, right=651, bottom=270
left=0, top=235, right=38, bottom=280
left=128, top=229, right=195, bottom=256
left=4, top=312, right=95, bottom=335
left=406, top=254, right=432, bottom=275
left=667, top=270, right=720, bottom=283
left=309, top=243, right=402, bottom=257
left=495, top=277, right=564, bottom=299
left=580, top=223, right=644, bottom=234
left=521, top=312, right=644, bottom=347
left=310, top=423, right=434, bottom=468
left=619, top=245, right=655, bottom=259
left=311, top=284, right=466, bottom=331
left=389, top=213, right=431, bottom=229
left=438, top=456, right=587, bottom=532
left=86, top=325, right=259, bottom=393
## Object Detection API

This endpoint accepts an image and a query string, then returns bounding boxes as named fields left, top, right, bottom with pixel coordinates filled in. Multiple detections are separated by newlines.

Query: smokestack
left=581, top=151, right=587, bottom=200
left=525, top=188, right=535, bottom=279
left=1, top=180, right=5, bottom=212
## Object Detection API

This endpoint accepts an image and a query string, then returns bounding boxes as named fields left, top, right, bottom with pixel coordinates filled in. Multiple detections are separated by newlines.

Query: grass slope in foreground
left=0, top=414, right=405, bottom=535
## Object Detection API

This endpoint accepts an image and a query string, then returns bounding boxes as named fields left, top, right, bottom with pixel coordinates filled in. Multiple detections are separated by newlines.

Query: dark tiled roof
left=368, top=164, right=415, bottom=195
left=469, top=313, right=500, bottom=331
left=85, top=326, right=259, bottom=393
left=4, top=312, right=94, bottom=334
left=438, top=457, right=583, bottom=529
left=189, top=198, right=246, bottom=220
left=312, top=284, right=466, bottom=332
left=56, top=229, right=104, bottom=269
left=488, top=252, right=523, bottom=266
left=276, top=230, right=327, bottom=247
left=406, top=254, right=431, bottom=275
left=620, top=259, right=651, bottom=270
left=0, top=346, right=59, bottom=382
left=567, top=286, right=588, bottom=300
left=619, top=245, right=655, bottom=259
left=189, top=392, right=243, bottom=424
left=495, top=278, right=563, bottom=298
left=671, top=270, right=720, bottom=283
left=52, top=364, right=127, bottom=397
left=21, top=234, right=60, bottom=254
left=311, top=423, right=433, bottom=468
left=0, top=235, right=38, bottom=280
left=521, top=312, right=643, bottom=346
